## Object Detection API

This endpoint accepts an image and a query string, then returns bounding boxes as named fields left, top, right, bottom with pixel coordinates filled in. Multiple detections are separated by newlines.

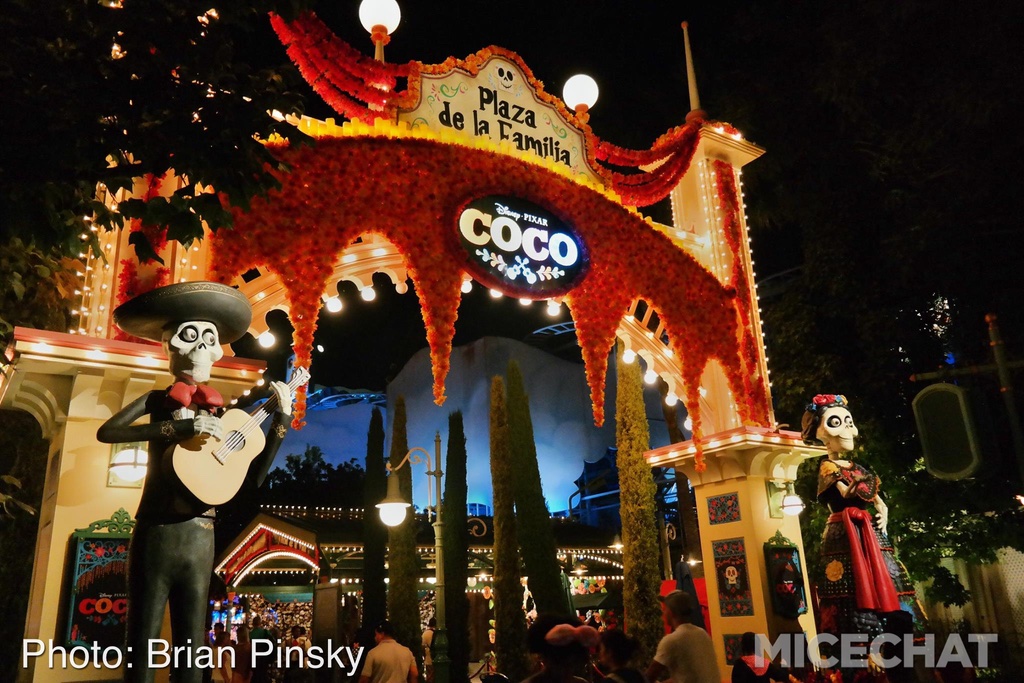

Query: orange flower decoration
left=208, top=132, right=769, bottom=452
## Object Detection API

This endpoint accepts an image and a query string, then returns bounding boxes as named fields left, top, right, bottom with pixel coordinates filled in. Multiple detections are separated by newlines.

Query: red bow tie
left=167, top=382, right=224, bottom=410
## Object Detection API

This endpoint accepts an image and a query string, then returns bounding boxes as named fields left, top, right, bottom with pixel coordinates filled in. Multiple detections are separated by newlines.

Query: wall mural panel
left=712, top=537, right=754, bottom=617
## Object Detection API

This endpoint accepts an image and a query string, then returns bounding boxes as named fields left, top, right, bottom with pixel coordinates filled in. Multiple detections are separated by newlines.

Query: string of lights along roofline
left=253, top=273, right=571, bottom=350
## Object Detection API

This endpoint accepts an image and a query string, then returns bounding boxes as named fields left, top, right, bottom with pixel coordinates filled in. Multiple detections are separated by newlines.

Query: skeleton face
left=162, top=321, right=223, bottom=383
left=817, top=406, right=858, bottom=455
left=496, top=65, right=515, bottom=89
left=724, top=566, right=739, bottom=586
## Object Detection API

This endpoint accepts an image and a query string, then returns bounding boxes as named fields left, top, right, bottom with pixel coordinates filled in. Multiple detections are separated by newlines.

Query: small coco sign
left=457, top=195, right=588, bottom=298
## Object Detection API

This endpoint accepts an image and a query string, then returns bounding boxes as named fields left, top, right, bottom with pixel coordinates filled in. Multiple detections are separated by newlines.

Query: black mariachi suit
left=97, top=386, right=288, bottom=683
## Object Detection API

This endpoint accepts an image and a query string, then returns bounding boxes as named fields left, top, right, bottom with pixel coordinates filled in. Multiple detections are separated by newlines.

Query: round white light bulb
left=546, top=301, right=561, bottom=317
left=563, top=74, right=599, bottom=110
left=665, top=392, right=678, bottom=407
left=110, top=447, right=148, bottom=482
left=683, top=416, right=693, bottom=431
left=643, top=369, right=658, bottom=385
left=361, top=287, right=376, bottom=301
left=622, top=349, right=637, bottom=364
left=489, top=289, right=503, bottom=299
left=781, top=494, right=805, bottom=516
left=325, top=296, right=343, bottom=313
left=258, top=331, right=276, bottom=348
left=377, top=502, right=409, bottom=527
left=359, top=0, right=402, bottom=34
left=461, top=279, right=473, bottom=294
left=519, top=298, right=532, bottom=306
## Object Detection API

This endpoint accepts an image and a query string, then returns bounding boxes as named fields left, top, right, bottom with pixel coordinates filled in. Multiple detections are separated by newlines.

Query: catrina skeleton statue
left=801, top=395, right=921, bottom=651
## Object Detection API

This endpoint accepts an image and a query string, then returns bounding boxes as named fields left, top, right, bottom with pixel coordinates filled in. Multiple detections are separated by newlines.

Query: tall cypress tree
left=616, top=347, right=665, bottom=662
left=505, top=360, right=569, bottom=614
left=362, top=407, right=388, bottom=628
left=489, top=377, right=530, bottom=681
left=442, top=412, right=470, bottom=683
left=387, top=396, right=422, bottom=659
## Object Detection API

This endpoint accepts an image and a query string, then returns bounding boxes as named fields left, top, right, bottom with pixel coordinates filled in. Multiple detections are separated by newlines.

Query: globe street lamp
left=378, top=432, right=449, bottom=683
left=359, top=0, right=402, bottom=62
left=562, top=73, right=599, bottom=123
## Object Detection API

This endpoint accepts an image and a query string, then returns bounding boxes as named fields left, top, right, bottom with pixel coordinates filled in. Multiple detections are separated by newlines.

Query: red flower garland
left=271, top=12, right=415, bottom=119
left=713, top=160, right=772, bottom=425
left=603, top=124, right=702, bottom=207
left=271, top=14, right=611, bottom=187
left=208, top=134, right=765, bottom=464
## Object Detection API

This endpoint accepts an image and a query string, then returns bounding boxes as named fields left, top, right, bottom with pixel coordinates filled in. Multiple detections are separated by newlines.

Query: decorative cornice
left=645, top=426, right=825, bottom=484
left=74, top=507, right=135, bottom=535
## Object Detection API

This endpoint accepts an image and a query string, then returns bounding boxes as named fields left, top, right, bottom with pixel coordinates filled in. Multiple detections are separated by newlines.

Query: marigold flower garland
left=253, top=13, right=772, bottom=455
left=713, top=160, right=772, bottom=425
left=207, top=132, right=764, bottom=467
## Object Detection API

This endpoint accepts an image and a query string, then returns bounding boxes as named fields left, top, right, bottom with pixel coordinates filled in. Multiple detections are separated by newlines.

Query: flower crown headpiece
left=805, top=394, right=848, bottom=415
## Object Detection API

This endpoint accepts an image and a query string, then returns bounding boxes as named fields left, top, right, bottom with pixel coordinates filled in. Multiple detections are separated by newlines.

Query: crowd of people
left=359, top=590, right=789, bottom=683
left=210, top=590, right=789, bottom=683
left=209, top=610, right=315, bottom=683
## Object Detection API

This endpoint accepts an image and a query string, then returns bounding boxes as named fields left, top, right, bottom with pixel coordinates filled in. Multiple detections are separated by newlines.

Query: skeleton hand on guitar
left=271, top=381, right=293, bottom=416
left=192, top=415, right=224, bottom=439
left=190, top=381, right=292, bottom=439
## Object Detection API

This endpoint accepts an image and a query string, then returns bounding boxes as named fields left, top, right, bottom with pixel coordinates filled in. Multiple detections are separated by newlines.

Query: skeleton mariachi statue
left=801, top=394, right=917, bottom=642
left=97, top=282, right=294, bottom=683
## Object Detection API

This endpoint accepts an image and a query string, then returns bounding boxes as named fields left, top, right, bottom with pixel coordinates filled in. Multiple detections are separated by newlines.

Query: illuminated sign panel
left=398, top=56, right=601, bottom=182
left=457, top=195, right=588, bottom=298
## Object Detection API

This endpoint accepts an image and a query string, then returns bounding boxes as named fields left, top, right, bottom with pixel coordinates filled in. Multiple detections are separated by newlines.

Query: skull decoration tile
left=712, top=538, right=754, bottom=617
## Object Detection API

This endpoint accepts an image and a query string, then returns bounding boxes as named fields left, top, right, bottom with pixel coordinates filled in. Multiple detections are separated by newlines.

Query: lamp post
left=359, top=0, right=402, bottom=62
left=377, top=432, right=449, bottom=683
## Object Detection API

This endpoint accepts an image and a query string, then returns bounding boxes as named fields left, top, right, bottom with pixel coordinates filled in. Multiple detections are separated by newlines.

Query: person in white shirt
left=360, top=621, right=419, bottom=683
left=646, top=591, right=720, bottom=683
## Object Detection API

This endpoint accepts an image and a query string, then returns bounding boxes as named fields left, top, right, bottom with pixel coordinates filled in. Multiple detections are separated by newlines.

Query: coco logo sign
left=457, top=195, right=588, bottom=298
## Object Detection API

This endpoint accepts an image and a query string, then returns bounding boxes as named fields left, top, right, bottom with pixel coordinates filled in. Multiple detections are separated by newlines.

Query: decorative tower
left=644, top=23, right=824, bottom=674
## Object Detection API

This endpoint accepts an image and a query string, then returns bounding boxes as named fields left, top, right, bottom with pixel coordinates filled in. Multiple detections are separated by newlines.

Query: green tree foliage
left=216, top=443, right=365, bottom=549
left=0, top=411, right=47, bottom=682
left=615, top=347, right=664, bottom=661
left=262, top=445, right=364, bottom=506
left=489, top=377, right=529, bottom=681
left=0, top=0, right=311, bottom=259
left=0, top=239, right=81, bottom=341
left=387, top=397, right=422, bottom=657
left=442, top=411, right=471, bottom=683
left=362, top=407, right=388, bottom=629
left=505, top=360, right=569, bottom=615
left=701, top=0, right=1024, bottom=605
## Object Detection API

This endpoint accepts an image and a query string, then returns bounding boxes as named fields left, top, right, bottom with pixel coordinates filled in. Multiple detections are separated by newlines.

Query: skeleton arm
left=248, top=381, right=293, bottom=488
left=97, top=391, right=201, bottom=444
left=873, top=493, right=889, bottom=536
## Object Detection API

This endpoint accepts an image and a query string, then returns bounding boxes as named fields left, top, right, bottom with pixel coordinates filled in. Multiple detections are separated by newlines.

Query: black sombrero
left=112, top=282, right=253, bottom=344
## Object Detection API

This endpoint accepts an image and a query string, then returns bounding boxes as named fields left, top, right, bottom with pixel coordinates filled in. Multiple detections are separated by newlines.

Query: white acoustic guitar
left=172, top=367, right=310, bottom=506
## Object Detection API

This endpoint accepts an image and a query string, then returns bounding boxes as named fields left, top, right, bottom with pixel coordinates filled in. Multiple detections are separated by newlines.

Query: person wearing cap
left=97, top=282, right=295, bottom=683
left=359, top=621, right=418, bottom=683
left=646, top=591, right=720, bottom=683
